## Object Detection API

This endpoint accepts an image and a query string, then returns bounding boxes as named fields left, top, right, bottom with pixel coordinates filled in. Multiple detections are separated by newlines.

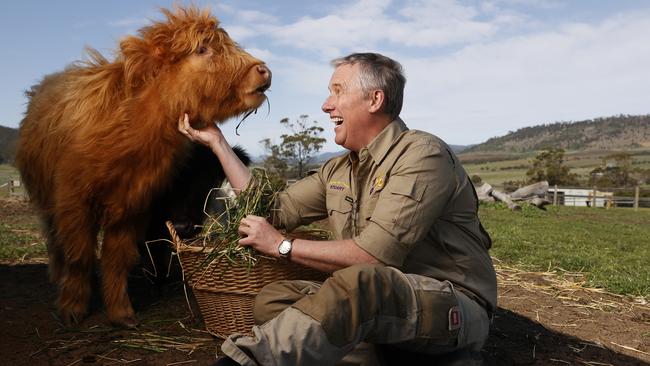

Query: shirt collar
left=366, top=117, right=408, bottom=164
left=346, top=117, right=409, bottom=165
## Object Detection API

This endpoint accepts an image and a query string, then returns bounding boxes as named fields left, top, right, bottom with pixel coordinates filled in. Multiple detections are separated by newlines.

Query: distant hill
left=0, top=125, right=18, bottom=164
left=463, top=115, right=650, bottom=153
left=449, top=144, right=471, bottom=153
left=314, top=150, right=346, bottom=163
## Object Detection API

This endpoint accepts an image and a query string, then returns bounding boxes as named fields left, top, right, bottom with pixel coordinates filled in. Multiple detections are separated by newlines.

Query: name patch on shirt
left=328, top=181, right=349, bottom=192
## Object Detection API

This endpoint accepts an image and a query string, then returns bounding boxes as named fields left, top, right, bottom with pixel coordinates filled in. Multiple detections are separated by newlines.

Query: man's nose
left=322, top=95, right=333, bottom=113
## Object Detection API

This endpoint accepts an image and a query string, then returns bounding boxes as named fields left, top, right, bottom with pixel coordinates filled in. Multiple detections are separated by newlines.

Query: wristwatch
left=278, top=238, right=293, bottom=258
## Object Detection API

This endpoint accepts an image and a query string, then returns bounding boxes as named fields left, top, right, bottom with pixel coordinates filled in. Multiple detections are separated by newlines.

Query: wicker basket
left=166, top=221, right=328, bottom=339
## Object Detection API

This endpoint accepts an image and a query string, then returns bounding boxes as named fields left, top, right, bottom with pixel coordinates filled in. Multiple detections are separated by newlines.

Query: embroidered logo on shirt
left=369, top=175, right=384, bottom=195
left=328, top=181, right=349, bottom=192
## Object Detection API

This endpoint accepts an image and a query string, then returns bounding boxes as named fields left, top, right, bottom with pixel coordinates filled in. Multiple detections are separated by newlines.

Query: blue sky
left=2, top=0, right=650, bottom=154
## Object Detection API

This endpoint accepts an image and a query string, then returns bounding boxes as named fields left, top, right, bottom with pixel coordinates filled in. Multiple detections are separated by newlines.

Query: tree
left=589, top=152, right=637, bottom=187
left=279, top=115, right=326, bottom=178
left=526, top=147, right=579, bottom=186
left=260, top=115, right=327, bottom=179
left=260, top=137, right=289, bottom=186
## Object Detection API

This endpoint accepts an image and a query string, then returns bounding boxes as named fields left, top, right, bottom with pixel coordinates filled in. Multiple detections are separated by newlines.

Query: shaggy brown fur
left=15, top=6, right=271, bottom=327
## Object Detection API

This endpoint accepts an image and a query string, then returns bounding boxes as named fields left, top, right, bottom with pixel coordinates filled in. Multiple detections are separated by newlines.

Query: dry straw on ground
left=494, top=257, right=649, bottom=315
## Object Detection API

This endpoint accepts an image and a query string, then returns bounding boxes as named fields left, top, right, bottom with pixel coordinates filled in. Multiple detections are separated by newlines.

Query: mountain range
left=462, top=114, right=650, bottom=153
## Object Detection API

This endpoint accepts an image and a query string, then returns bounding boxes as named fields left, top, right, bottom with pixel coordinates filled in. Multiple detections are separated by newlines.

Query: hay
left=194, top=168, right=285, bottom=271
left=112, top=332, right=212, bottom=354
left=493, top=257, right=650, bottom=315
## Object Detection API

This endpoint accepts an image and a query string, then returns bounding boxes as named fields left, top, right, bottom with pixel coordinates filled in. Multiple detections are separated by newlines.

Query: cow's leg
left=41, top=212, right=65, bottom=284
left=101, top=221, right=140, bottom=328
left=54, top=205, right=98, bottom=326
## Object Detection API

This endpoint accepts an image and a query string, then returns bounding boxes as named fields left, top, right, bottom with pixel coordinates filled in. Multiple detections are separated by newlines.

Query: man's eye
left=196, top=46, right=208, bottom=55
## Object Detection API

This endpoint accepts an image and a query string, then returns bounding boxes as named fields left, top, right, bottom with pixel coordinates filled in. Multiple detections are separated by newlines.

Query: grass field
left=0, top=222, right=45, bottom=261
left=2, top=158, right=649, bottom=298
left=0, top=199, right=45, bottom=261
left=0, top=164, right=22, bottom=198
left=2, top=196, right=648, bottom=299
left=479, top=203, right=650, bottom=297
left=0, top=164, right=19, bottom=181
left=462, top=149, right=650, bottom=189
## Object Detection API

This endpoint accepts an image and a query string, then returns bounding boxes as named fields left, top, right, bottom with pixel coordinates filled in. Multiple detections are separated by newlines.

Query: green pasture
left=0, top=164, right=24, bottom=198
left=0, top=223, right=45, bottom=261
left=480, top=203, right=650, bottom=297
left=462, top=150, right=650, bottom=188
left=0, top=164, right=19, bottom=183
left=1, top=160, right=649, bottom=298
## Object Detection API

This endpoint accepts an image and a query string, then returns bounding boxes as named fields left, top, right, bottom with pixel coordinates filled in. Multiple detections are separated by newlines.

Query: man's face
left=321, top=64, right=373, bottom=152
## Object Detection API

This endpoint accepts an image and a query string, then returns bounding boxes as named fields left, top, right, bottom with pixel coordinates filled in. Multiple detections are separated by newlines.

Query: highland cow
left=15, top=6, right=271, bottom=327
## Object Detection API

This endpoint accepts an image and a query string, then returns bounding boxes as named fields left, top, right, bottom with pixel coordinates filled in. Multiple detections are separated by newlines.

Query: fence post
left=591, top=186, right=597, bottom=208
left=634, top=186, right=640, bottom=211
left=553, top=185, right=558, bottom=206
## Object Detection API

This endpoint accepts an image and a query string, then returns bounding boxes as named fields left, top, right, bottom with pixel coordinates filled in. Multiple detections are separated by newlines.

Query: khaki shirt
left=275, top=118, right=497, bottom=312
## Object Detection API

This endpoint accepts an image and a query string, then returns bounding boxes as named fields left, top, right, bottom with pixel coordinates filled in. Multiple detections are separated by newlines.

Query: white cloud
left=218, top=0, right=523, bottom=56
left=491, top=0, right=565, bottom=10
left=400, top=10, right=650, bottom=144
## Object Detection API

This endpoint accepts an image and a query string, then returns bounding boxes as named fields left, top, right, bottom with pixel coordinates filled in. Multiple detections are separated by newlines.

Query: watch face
left=279, top=240, right=292, bottom=255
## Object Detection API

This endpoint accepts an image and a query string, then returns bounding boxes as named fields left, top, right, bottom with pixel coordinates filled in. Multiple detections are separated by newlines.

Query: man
left=178, top=53, right=497, bottom=366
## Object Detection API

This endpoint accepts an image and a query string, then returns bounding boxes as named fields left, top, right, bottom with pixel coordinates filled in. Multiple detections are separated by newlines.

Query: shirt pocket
left=370, top=176, right=426, bottom=239
left=326, top=193, right=352, bottom=239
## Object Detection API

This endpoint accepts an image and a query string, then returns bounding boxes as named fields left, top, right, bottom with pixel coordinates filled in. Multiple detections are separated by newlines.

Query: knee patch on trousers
left=292, top=264, right=415, bottom=348
left=253, top=280, right=321, bottom=325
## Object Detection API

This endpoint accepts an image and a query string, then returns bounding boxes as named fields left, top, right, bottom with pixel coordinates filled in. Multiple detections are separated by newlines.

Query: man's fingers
left=238, top=237, right=252, bottom=246
left=246, top=215, right=264, bottom=222
left=177, top=113, right=194, bottom=140
left=183, top=113, right=191, bottom=129
left=241, top=216, right=259, bottom=226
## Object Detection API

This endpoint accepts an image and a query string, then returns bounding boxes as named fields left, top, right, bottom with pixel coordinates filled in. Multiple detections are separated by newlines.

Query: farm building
left=547, top=187, right=613, bottom=207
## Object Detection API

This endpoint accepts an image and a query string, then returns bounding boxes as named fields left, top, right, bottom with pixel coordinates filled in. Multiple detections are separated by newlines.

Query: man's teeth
left=332, top=117, right=343, bottom=126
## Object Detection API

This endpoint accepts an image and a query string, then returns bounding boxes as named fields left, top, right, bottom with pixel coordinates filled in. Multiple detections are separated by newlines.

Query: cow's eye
left=196, top=46, right=209, bottom=55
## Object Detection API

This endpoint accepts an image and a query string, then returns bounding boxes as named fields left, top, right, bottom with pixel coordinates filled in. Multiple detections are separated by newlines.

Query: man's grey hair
left=331, top=53, right=406, bottom=120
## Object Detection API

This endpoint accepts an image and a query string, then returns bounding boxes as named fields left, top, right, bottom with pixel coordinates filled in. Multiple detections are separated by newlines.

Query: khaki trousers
left=221, top=264, right=490, bottom=366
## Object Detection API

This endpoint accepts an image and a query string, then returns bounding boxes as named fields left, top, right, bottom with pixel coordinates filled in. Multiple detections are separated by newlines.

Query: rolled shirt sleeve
left=274, top=165, right=330, bottom=231
left=353, top=143, right=455, bottom=267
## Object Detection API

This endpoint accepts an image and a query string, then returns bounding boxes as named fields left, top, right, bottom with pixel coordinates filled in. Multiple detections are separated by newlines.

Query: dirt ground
left=1, top=198, right=649, bottom=365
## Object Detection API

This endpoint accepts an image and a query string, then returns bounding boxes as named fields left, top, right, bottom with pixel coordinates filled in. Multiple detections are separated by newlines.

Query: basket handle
left=165, top=220, right=182, bottom=251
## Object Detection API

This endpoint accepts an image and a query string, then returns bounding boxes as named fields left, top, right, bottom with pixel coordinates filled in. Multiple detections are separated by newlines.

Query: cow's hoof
left=59, top=308, right=86, bottom=327
left=110, top=314, right=139, bottom=329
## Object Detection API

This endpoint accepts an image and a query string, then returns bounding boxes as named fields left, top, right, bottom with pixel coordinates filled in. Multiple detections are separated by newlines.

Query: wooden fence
left=547, top=185, right=648, bottom=210
left=0, top=179, right=27, bottom=198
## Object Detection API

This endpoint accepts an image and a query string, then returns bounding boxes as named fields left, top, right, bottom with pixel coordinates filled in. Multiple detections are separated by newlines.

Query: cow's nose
left=257, top=64, right=271, bottom=80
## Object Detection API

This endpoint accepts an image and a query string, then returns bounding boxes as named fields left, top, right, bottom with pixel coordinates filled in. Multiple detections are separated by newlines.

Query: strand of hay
left=610, top=342, right=650, bottom=357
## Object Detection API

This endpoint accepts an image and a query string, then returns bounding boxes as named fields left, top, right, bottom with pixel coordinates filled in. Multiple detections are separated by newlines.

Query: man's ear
left=368, top=90, right=385, bottom=113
